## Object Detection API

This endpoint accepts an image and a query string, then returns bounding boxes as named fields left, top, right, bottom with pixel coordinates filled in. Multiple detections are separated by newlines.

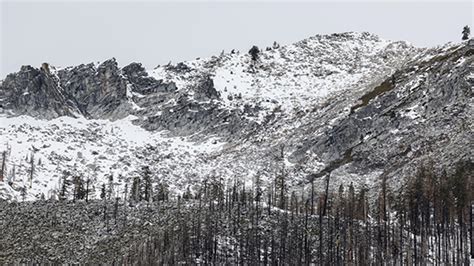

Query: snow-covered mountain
left=0, top=32, right=472, bottom=201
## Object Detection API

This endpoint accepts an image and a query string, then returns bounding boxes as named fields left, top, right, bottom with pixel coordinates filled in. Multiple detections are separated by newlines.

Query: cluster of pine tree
left=4, top=150, right=471, bottom=264
left=107, top=160, right=472, bottom=265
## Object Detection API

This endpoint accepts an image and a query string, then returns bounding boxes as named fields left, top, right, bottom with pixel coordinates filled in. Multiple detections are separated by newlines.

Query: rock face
left=122, top=62, right=177, bottom=95
left=295, top=44, right=473, bottom=183
left=0, top=32, right=472, bottom=202
left=0, top=65, right=80, bottom=119
left=0, top=59, right=181, bottom=120
left=57, top=59, right=130, bottom=119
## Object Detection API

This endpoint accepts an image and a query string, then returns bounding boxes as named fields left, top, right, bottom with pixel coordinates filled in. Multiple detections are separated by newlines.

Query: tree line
left=1, top=144, right=472, bottom=264
left=109, top=160, right=472, bottom=265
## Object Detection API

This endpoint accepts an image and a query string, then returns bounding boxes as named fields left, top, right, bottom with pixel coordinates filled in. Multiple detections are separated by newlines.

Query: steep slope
left=294, top=42, right=473, bottom=187
left=0, top=32, right=471, bottom=202
left=0, top=65, right=81, bottom=118
left=151, top=32, right=416, bottom=115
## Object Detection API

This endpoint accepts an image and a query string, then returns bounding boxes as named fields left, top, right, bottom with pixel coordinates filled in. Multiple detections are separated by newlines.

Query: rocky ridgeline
left=0, top=58, right=260, bottom=139
left=0, top=59, right=169, bottom=119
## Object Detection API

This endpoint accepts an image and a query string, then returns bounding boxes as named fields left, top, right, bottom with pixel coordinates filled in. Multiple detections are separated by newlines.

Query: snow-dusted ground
left=150, top=32, right=418, bottom=122
left=0, top=115, right=226, bottom=201
left=2, top=32, right=449, bottom=202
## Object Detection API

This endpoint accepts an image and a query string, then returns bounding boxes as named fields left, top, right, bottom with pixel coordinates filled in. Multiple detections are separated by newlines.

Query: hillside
left=0, top=31, right=473, bottom=265
left=0, top=32, right=472, bottom=203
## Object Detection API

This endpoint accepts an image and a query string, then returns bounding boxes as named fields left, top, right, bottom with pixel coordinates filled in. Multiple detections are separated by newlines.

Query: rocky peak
left=0, top=58, right=181, bottom=120
left=19, top=65, right=36, bottom=72
left=122, top=62, right=177, bottom=95
left=122, top=62, right=145, bottom=77
left=0, top=64, right=80, bottom=118
left=96, top=58, right=121, bottom=81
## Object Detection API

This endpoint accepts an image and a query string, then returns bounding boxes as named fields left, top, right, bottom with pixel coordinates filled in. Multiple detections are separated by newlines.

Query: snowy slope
left=1, top=32, right=471, bottom=202
left=0, top=115, right=225, bottom=201
left=150, top=32, right=416, bottom=119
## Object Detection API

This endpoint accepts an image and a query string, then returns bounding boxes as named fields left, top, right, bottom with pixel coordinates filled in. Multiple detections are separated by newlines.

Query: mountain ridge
left=0, top=32, right=472, bottom=202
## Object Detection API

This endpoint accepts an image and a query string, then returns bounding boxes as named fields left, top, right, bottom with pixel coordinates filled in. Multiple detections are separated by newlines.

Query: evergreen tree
left=248, top=45, right=260, bottom=62
left=272, top=41, right=280, bottom=49
left=155, top=182, right=169, bottom=202
left=183, top=186, right=192, bottom=200
left=8, top=164, right=15, bottom=185
left=107, top=173, right=114, bottom=200
left=131, top=176, right=141, bottom=202
left=100, top=183, right=106, bottom=200
left=462, top=25, right=471, bottom=40
left=59, top=171, right=70, bottom=201
left=29, top=152, right=35, bottom=188
left=20, top=186, right=27, bottom=201
left=73, top=175, right=86, bottom=201
left=142, top=166, right=153, bottom=202
left=0, top=150, right=6, bottom=182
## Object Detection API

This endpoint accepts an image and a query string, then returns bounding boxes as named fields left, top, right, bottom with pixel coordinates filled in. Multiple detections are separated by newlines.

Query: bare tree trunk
left=0, top=151, right=6, bottom=182
left=318, top=196, right=324, bottom=265
left=311, top=180, right=314, bottom=215
left=322, top=173, right=330, bottom=217
left=470, top=202, right=473, bottom=259
left=29, top=152, right=35, bottom=188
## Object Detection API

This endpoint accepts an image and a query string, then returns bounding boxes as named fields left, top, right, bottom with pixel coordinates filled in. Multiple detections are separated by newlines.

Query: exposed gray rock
left=0, top=32, right=471, bottom=203
left=57, top=58, right=129, bottom=119
left=122, top=62, right=176, bottom=95
left=0, top=59, right=180, bottom=120
left=192, top=76, right=220, bottom=102
left=0, top=200, right=180, bottom=264
left=0, top=65, right=80, bottom=119
left=290, top=44, right=473, bottom=187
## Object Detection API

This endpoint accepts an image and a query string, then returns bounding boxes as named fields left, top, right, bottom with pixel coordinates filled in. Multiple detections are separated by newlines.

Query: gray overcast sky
left=1, top=1, right=472, bottom=78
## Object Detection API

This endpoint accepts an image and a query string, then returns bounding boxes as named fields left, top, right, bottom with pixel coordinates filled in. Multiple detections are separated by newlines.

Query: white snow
left=0, top=114, right=226, bottom=201
left=0, top=32, right=425, bottom=202
left=148, top=33, right=417, bottom=126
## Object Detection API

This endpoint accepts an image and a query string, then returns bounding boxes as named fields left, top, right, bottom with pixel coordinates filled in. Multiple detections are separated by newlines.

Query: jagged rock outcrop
left=192, top=76, right=220, bottom=101
left=0, top=59, right=180, bottom=120
left=122, top=62, right=176, bottom=95
left=0, top=65, right=80, bottom=119
left=56, top=58, right=130, bottom=119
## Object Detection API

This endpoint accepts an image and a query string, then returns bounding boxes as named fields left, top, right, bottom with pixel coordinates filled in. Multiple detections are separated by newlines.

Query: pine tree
left=114, top=197, right=119, bottom=224
left=100, top=183, right=106, bottom=200
left=248, top=46, right=260, bottom=62
left=142, top=166, right=153, bottom=202
left=274, top=144, right=287, bottom=209
left=276, top=172, right=287, bottom=210
left=73, top=175, right=86, bottom=201
left=8, top=164, right=15, bottom=185
left=462, top=25, right=471, bottom=40
left=107, top=173, right=114, bottom=200
left=20, top=186, right=27, bottom=201
left=131, top=176, right=141, bottom=202
left=451, top=161, right=471, bottom=262
left=183, top=186, right=192, bottom=200
left=322, top=173, right=331, bottom=217
left=272, top=41, right=280, bottom=49
left=29, top=152, right=35, bottom=188
left=0, top=150, right=6, bottom=182
left=59, top=172, right=70, bottom=201
left=155, top=182, right=169, bottom=202
left=85, top=178, right=90, bottom=202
